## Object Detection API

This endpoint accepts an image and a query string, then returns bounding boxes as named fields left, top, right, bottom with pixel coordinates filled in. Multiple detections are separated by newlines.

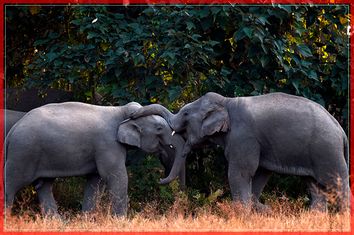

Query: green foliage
left=7, top=5, right=349, bottom=125
left=53, top=177, right=86, bottom=212
left=6, top=5, right=349, bottom=212
left=128, top=154, right=175, bottom=212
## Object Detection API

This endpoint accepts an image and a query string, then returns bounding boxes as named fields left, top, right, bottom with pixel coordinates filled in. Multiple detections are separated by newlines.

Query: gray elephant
left=130, top=92, right=350, bottom=212
left=4, top=109, right=26, bottom=135
left=5, top=102, right=185, bottom=217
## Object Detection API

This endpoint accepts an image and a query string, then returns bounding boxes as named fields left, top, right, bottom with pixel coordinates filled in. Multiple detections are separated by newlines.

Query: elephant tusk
left=120, top=118, right=131, bottom=125
left=171, top=130, right=175, bottom=136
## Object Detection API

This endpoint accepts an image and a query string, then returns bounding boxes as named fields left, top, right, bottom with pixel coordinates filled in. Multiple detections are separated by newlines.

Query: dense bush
left=5, top=4, right=349, bottom=213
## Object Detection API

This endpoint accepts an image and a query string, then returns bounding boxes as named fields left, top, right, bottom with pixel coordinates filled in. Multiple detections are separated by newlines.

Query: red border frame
left=1, top=0, right=353, bottom=234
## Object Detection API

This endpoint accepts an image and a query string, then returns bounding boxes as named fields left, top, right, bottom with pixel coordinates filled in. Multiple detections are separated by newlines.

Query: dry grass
left=4, top=198, right=351, bottom=232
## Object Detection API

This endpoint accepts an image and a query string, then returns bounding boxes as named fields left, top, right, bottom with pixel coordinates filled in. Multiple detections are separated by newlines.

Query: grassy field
left=4, top=199, right=351, bottom=232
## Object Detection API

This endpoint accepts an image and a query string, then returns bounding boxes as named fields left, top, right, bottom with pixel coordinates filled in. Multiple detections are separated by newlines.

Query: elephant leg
left=82, top=174, right=104, bottom=212
left=252, top=167, right=272, bottom=199
left=5, top=179, right=17, bottom=211
left=35, top=178, right=59, bottom=217
left=96, top=150, right=128, bottom=217
left=252, top=167, right=272, bottom=212
left=4, top=182, right=19, bottom=212
left=105, top=167, right=128, bottom=217
left=313, top=157, right=350, bottom=212
left=226, top=137, right=260, bottom=208
left=228, top=164, right=253, bottom=208
left=4, top=162, right=30, bottom=212
left=306, top=177, right=327, bottom=212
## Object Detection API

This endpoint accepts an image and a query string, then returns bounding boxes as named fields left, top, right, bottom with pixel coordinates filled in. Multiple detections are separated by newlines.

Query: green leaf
left=161, top=51, right=176, bottom=66
left=45, top=52, right=57, bottom=63
left=274, top=40, right=284, bottom=51
left=221, top=66, right=232, bottom=77
left=292, top=80, right=301, bottom=94
left=260, top=56, right=269, bottom=68
left=257, top=16, right=269, bottom=25
left=199, top=8, right=209, bottom=18
left=297, top=44, right=313, bottom=57
left=142, top=7, right=156, bottom=16
left=71, top=19, right=82, bottom=25
left=191, top=34, right=202, bottom=41
left=234, top=29, right=246, bottom=41
left=33, top=39, right=50, bottom=47
left=308, top=70, right=318, bottom=81
left=210, top=7, right=221, bottom=15
left=87, top=31, right=98, bottom=40
left=186, top=21, right=195, bottom=31
left=301, top=60, right=311, bottom=68
left=168, top=86, right=182, bottom=101
left=243, top=27, right=253, bottom=38
left=276, top=5, right=292, bottom=13
left=208, top=40, right=220, bottom=46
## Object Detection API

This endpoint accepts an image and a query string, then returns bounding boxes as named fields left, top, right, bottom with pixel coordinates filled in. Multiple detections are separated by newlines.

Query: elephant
left=130, top=92, right=350, bottom=212
left=5, top=101, right=185, bottom=217
left=4, top=109, right=26, bottom=135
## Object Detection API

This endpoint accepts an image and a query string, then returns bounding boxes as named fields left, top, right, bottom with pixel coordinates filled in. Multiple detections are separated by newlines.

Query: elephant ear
left=117, top=121, right=141, bottom=148
left=201, top=104, right=230, bottom=137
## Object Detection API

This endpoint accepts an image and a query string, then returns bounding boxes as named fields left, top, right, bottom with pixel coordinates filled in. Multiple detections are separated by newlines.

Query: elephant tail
left=343, top=132, right=349, bottom=167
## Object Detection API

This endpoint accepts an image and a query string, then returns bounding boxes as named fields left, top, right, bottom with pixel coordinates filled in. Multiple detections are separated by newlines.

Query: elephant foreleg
left=228, top=167, right=252, bottom=205
left=82, top=174, right=104, bottom=212
left=35, top=178, right=59, bottom=217
left=226, top=135, right=260, bottom=209
left=96, top=150, right=128, bottom=217
left=105, top=167, right=128, bottom=217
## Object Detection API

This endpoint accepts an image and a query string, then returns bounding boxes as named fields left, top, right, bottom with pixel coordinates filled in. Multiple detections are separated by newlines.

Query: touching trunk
left=159, top=134, right=187, bottom=185
left=178, top=159, right=186, bottom=189
left=131, top=104, right=175, bottom=128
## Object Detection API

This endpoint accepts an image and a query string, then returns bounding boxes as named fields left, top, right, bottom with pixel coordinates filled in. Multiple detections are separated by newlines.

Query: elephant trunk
left=159, top=139, right=191, bottom=185
left=159, top=156, right=186, bottom=184
left=131, top=104, right=175, bottom=129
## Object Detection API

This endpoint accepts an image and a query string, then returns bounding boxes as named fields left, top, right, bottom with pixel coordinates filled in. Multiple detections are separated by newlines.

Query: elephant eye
left=183, top=111, right=188, bottom=116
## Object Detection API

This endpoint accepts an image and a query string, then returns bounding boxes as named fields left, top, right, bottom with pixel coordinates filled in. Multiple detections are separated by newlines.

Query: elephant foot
left=252, top=201, right=272, bottom=214
left=42, top=211, right=61, bottom=220
left=231, top=201, right=252, bottom=215
left=309, top=202, right=327, bottom=213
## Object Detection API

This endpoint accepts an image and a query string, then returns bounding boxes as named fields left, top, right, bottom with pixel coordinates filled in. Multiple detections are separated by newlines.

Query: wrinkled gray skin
left=5, top=102, right=185, bottom=217
left=131, top=92, right=350, bottom=212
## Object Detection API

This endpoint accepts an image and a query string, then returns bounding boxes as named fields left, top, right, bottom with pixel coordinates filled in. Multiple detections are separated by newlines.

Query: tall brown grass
left=4, top=196, right=351, bottom=232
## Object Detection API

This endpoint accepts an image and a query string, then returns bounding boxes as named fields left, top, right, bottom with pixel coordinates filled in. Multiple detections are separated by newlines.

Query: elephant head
left=117, top=115, right=186, bottom=185
left=130, top=92, right=230, bottom=184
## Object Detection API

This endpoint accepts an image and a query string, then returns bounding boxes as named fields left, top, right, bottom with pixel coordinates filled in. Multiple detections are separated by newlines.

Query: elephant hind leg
left=313, top=170, right=350, bottom=212
left=251, top=167, right=272, bottom=213
left=5, top=187, right=16, bottom=212
left=306, top=177, right=327, bottom=212
left=82, top=174, right=105, bottom=212
left=35, top=178, right=60, bottom=217
left=4, top=163, right=31, bottom=212
left=329, top=176, right=350, bottom=212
